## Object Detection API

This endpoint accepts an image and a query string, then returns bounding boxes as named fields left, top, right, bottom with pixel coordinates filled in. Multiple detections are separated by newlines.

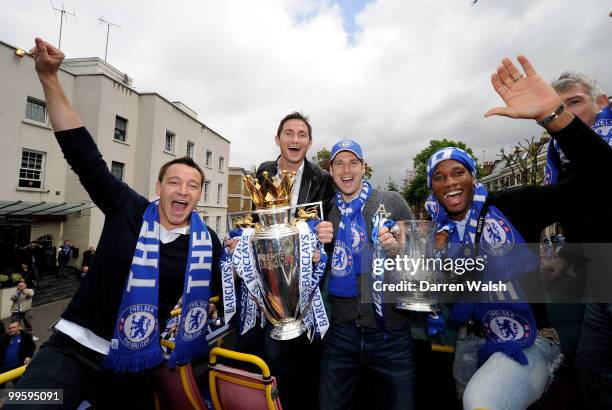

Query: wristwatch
left=536, top=103, right=565, bottom=127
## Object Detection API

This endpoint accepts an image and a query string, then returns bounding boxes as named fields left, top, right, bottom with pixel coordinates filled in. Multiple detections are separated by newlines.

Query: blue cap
left=330, top=139, right=364, bottom=162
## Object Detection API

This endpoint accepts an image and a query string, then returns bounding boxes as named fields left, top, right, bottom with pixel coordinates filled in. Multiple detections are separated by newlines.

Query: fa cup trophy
left=392, top=220, right=444, bottom=312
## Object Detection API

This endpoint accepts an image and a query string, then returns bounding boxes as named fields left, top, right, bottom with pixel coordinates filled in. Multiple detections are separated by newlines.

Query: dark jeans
left=262, top=323, right=321, bottom=410
left=11, top=311, right=33, bottom=332
left=575, top=303, right=612, bottom=409
left=319, top=322, right=415, bottom=410
left=58, top=261, right=68, bottom=277
left=5, top=331, right=156, bottom=410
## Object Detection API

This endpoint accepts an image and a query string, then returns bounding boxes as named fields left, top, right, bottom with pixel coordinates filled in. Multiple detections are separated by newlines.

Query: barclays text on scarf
left=372, top=255, right=486, bottom=276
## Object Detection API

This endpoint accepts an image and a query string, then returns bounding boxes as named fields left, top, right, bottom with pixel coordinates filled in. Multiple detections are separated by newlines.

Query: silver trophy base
left=396, top=302, right=441, bottom=313
left=269, top=320, right=307, bottom=340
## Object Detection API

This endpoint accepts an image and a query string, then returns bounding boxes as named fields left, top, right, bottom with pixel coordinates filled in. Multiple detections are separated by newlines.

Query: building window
left=114, top=116, right=127, bottom=142
left=218, top=156, right=225, bottom=172
left=205, top=151, right=212, bottom=168
left=186, top=141, right=195, bottom=158
left=204, top=180, right=211, bottom=202
left=111, top=161, right=125, bottom=181
left=25, top=97, right=46, bottom=123
left=216, top=216, right=221, bottom=232
left=19, top=149, right=44, bottom=188
left=165, top=130, right=176, bottom=153
left=217, top=183, right=223, bottom=205
left=202, top=216, right=209, bottom=225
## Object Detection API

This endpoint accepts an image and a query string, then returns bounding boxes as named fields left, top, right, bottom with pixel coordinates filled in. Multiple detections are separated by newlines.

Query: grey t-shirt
left=325, top=188, right=414, bottom=328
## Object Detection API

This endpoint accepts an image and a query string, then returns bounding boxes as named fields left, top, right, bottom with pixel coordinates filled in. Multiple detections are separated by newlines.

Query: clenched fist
left=316, top=221, right=334, bottom=244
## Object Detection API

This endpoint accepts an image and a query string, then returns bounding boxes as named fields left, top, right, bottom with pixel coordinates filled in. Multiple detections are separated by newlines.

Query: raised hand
left=484, top=55, right=564, bottom=122
left=28, top=37, right=81, bottom=131
left=29, top=38, right=65, bottom=80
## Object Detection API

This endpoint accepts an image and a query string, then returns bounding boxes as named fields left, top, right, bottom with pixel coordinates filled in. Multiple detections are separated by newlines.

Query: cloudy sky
left=2, top=0, right=611, bottom=187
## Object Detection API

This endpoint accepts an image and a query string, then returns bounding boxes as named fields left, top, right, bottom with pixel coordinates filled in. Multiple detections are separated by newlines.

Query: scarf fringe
left=104, top=349, right=164, bottom=373
left=168, top=340, right=209, bottom=369
left=479, top=342, right=528, bottom=366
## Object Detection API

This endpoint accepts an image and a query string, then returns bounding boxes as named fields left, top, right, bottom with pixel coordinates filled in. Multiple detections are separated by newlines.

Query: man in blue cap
left=319, top=138, right=415, bottom=410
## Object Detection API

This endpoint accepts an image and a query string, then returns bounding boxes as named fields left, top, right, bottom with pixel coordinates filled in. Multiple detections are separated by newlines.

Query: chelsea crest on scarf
left=106, top=201, right=213, bottom=372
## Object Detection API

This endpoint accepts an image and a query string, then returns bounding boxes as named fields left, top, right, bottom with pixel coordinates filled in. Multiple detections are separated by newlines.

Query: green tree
left=312, top=147, right=331, bottom=171
left=312, top=147, right=374, bottom=179
left=385, top=177, right=399, bottom=192
left=402, top=139, right=481, bottom=211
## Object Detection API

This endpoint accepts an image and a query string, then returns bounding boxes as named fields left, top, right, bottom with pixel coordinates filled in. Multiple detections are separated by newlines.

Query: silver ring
left=512, top=73, right=524, bottom=82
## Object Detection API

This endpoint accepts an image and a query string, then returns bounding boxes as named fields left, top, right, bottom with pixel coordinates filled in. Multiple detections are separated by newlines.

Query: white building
left=0, top=40, right=230, bottom=269
left=480, top=139, right=559, bottom=237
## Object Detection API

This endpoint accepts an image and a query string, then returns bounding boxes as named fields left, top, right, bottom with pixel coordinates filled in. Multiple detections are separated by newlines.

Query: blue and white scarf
left=298, top=219, right=330, bottom=340
left=329, top=181, right=372, bottom=297
left=232, top=227, right=267, bottom=335
left=219, top=228, right=243, bottom=327
left=544, top=105, right=612, bottom=184
left=426, top=147, right=539, bottom=365
left=371, top=214, right=396, bottom=331
left=105, top=201, right=212, bottom=371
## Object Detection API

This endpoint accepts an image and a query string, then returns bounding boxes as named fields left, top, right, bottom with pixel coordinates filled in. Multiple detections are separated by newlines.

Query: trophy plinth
left=270, top=320, right=306, bottom=341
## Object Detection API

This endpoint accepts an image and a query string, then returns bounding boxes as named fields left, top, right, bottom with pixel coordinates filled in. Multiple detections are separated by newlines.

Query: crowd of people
left=1, top=36, right=610, bottom=410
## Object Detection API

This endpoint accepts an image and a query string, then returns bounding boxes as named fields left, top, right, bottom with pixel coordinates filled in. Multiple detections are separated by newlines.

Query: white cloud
left=2, top=0, right=610, bottom=187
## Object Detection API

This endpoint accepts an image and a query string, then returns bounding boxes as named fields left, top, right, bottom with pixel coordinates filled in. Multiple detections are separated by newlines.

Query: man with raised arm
left=429, top=56, right=612, bottom=410
left=7, top=38, right=224, bottom=410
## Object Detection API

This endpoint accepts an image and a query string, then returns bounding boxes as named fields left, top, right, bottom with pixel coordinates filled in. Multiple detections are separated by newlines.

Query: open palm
left=485, top=55, right=562, bottom=121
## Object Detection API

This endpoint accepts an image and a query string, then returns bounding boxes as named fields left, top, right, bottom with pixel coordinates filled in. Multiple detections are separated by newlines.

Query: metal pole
left=104, top=24, right=110, bottom=61
left=58, top=11, right=64, bottom=49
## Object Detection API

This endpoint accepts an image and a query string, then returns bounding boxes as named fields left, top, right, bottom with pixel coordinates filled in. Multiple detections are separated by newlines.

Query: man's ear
left=156, top=180, right=161, bottom=196
left=275, top=134, right=281, bottom=147
left=596, top=94, right=609, bottom=109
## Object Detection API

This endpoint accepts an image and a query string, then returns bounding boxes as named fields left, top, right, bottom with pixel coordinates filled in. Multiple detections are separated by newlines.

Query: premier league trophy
left=392, top=220, right=444, bottom=312
left=241, top=171, right=312, bottom=340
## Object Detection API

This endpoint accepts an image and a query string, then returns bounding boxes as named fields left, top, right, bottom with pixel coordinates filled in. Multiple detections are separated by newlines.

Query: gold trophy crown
left=244, top=170, right=296, bottom=209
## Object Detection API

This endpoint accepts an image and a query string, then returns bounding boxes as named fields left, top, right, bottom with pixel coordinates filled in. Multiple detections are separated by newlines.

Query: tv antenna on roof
left=98, top=17, right=121, bottom=62
left=50, top=1, right=76, bottom=50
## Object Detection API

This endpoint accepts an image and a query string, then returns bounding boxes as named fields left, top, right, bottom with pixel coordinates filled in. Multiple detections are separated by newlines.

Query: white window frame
left=204, top=180, right=211, bottom=202
left=111, top=161, right=125, bottom=181
left=218, top=156, right=225, bottom=172
left=25, top=97, right=46, bottom=124
left=186, top=140, right=195, bottom=158
left=164, top=130, right=176, bottom=154
left=19, top=149, right=45, bottom=189
left=114, top=116, right=128, bottom=142
left=215, top=216, right=221, bottom=232
left=217, top=183, right=223, bottom=205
